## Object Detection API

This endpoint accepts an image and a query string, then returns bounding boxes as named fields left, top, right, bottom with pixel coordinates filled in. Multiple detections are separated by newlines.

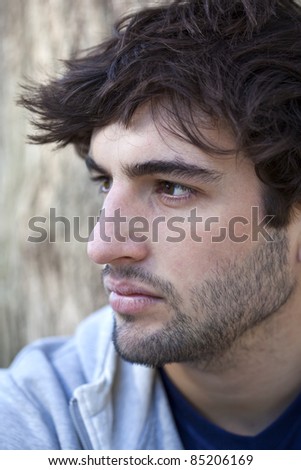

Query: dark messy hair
left=19, top=0, right=301, bottom=227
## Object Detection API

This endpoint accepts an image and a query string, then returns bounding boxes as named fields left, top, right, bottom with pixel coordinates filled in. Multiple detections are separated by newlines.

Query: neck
left=163, top=294, right=301, bottom=436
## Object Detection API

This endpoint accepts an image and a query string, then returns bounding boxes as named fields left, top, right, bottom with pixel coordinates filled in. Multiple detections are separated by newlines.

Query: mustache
left=102, top=264, right=181, bottom=304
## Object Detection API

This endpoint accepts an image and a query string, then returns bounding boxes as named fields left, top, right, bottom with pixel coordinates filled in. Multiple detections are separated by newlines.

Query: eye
left=156, top=181, right=194, bottom=198
left=90, top=175, right=112, bottom=194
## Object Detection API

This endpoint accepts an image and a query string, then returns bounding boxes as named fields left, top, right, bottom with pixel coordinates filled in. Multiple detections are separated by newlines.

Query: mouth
left=104, top=279, right=164, bottom=315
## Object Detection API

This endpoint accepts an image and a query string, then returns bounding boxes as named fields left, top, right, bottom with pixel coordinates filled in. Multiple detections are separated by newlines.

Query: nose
left=87, top=188, right=149, bottom=266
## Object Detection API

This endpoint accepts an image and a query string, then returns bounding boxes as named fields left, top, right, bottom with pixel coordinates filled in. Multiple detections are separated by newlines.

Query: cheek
left=152, top=234, right=220, bottom=287
left=151, top=215, right=257, bottom=289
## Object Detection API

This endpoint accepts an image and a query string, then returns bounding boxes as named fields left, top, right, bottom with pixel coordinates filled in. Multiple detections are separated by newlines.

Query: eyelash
left=155, top=180, right=196, bottom=202
left=90, top=175, right=112, bottom=194
left=90, top=175, right=197, bottom=203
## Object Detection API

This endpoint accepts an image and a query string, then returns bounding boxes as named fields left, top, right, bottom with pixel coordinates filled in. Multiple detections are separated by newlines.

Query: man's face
left=87, top=108, right=297, bottom=368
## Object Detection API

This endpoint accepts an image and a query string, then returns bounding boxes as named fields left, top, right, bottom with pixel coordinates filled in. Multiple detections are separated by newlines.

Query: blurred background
left=0, top=0, right=156, bottom=367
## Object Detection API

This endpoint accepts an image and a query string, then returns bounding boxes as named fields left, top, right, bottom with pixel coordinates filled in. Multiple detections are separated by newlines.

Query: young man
left=1, top=0, right=301, bottom=450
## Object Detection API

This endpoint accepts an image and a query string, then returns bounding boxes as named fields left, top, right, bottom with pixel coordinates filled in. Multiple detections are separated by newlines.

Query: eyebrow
left=123, top=158, right=223, bottom=183
left=85, top=155, right=223, bottom=184
left=85, top=156, right=107, bottom=174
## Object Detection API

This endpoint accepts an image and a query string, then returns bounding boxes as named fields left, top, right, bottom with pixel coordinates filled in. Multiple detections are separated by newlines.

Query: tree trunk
left=0, top=0, right=154, bottom=367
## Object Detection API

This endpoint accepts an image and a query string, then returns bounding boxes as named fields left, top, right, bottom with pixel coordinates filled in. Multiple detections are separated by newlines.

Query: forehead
left=90, top=107, right=238, bottom=170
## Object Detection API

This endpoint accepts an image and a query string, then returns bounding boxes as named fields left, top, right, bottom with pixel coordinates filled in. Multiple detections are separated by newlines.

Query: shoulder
left=0, top=305, right=113, bottom=449
left=8, top=305, right=113, bottom=382
left=5, top=305, right=113, bottom=388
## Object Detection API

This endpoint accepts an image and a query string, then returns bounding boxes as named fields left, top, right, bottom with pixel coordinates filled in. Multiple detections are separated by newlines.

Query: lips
left=104, top=279, right=163, bottom=315
left=105, top=279, right=160, bottom=297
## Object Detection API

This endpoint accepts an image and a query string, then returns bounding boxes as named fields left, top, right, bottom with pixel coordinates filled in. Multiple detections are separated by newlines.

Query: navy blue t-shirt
left=160, top=369, right=301, bottom=449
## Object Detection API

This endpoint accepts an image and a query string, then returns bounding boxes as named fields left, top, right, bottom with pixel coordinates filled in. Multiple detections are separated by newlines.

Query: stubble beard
left=110, top=230, right=295, bottom=369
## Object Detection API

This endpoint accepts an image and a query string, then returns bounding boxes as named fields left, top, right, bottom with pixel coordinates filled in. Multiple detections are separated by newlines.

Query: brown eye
left=99, top=178, right=112, bottom=193
left=157, top=181, right=191, bottom=197
left=90, top=175, right=112, bottom=194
